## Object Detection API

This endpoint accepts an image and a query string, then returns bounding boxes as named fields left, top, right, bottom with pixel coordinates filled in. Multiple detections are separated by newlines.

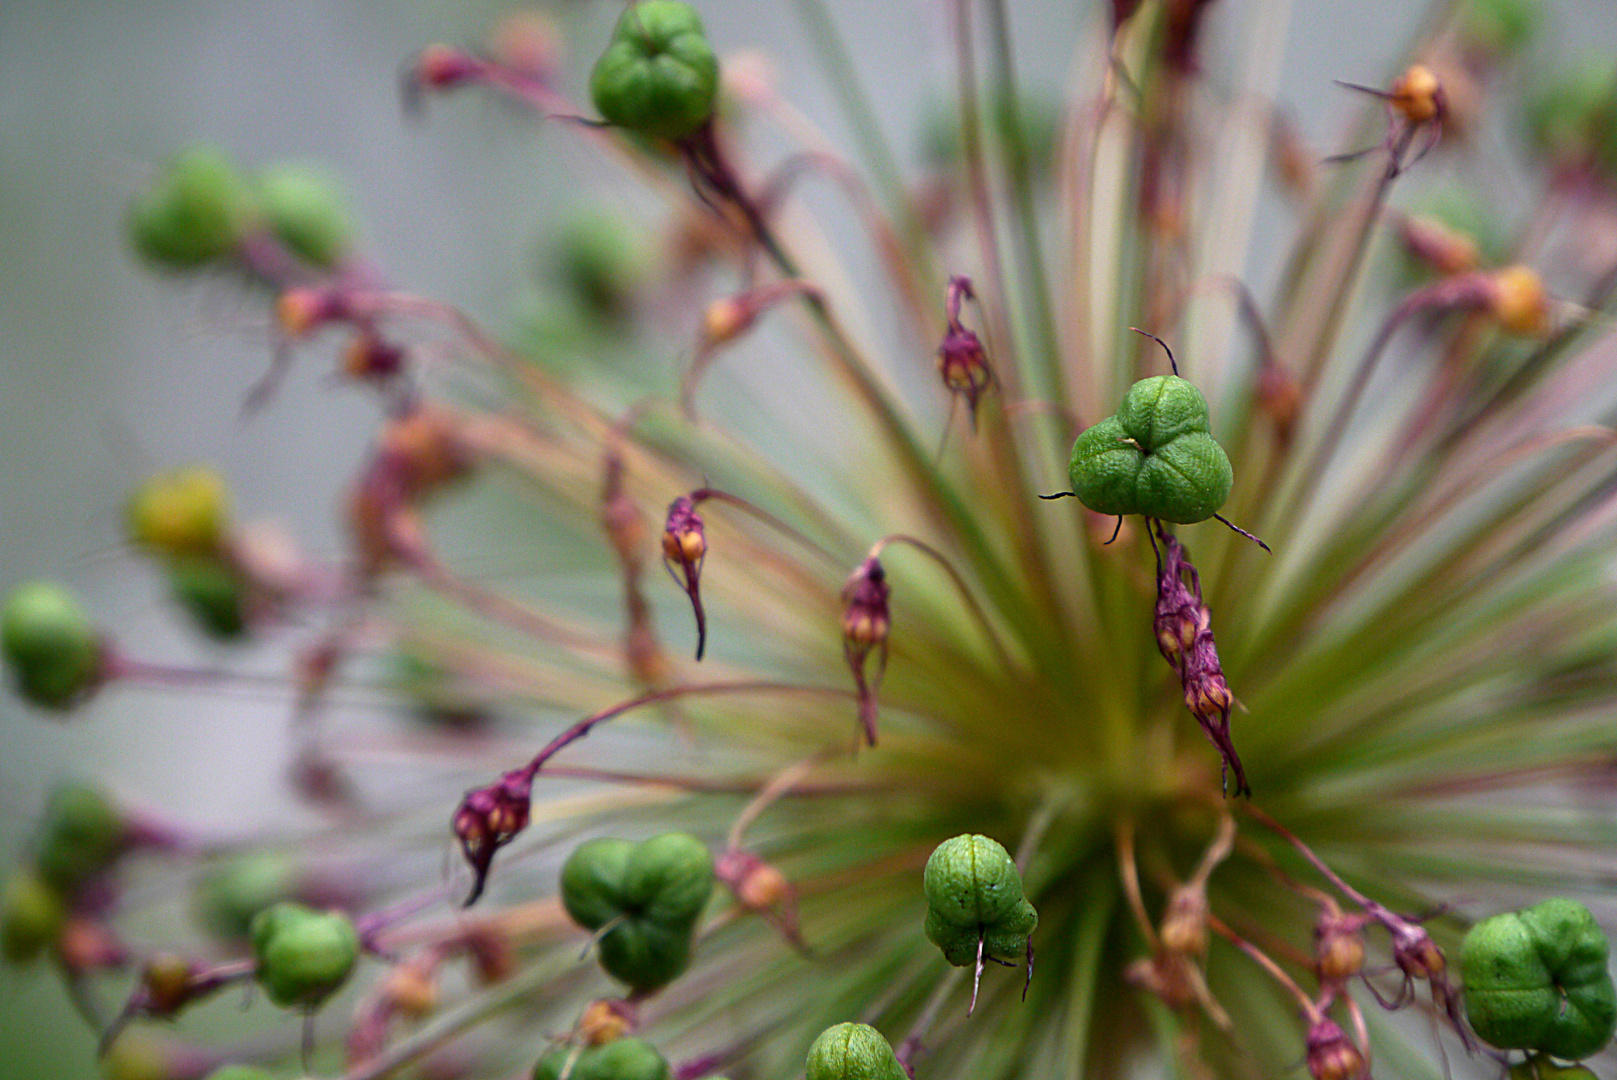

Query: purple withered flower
left=938, top=276, right=992, bottom=428
left=1152, top=523, right=1249, bottom=796
left=452, top=767, right=533, bottom=906
left=841, top=556, right=891, bottom=746
left=662, top=495, right=708, bottom=660
left=1305, top=1017, right=1368, bottom=1080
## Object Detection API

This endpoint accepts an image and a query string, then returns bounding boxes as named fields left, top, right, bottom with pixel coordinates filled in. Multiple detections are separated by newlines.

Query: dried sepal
left=841, top=556, right=891, bottom=746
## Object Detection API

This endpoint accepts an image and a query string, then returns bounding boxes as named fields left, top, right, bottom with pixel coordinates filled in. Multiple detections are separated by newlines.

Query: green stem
left=788, top=0, right=935, bottom=282
left=985, top=0, right=1065, bottom=412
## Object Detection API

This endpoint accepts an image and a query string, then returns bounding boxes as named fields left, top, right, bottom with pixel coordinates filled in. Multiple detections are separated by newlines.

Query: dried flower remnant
left=662, top=495, right=709, bottom=661
left=451, top=767, right=533, bottom=906
left=1305, top=1017, right=1368, bottom=1080
left=840, top=555, right=890, bottom=746
left=937, top=275, right=992, bottom=428
left=1151, top=524, right=1248, bottom=796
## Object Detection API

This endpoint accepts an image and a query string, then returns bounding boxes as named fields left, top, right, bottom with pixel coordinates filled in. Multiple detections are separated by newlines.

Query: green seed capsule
left=195, top=852, right=300, bottom=941
left=1, top=581, right=102, bottom=709
left=167, top=556, right=249, bottom=640
left=202, top=1068, right=280, bottom=1080
left=1525, top=61, right=1617, bottom=173
left=532, top=1038, right=670, bottom=1080
left=553, top=209, right=649, bottom=322
left=128, top=146, right=257, bottom=271
left=590, top=1, right=719, bottom=140
left=126, top=466, right=229, bottom=557
left=804, top=1023, right=908, bottom=1080
left=259, top=165, right=353, bottom=269
left=1, top=870, right=66, bottom=964
left=921, top=834, right=1037, bottom=966
left=560, top=833, right=714, bottom=991
left=1461, top=0, right=1539, bottom=59
left=1461, top=897, right=1617, bottom=1061
left=249, top=902, right=360, bottom=1010
left=1509, top=1060, right=1597, bottom=1080
left=36, top=781, right=127, bottom=893
left=1067, top=376, right=1233, bottom=525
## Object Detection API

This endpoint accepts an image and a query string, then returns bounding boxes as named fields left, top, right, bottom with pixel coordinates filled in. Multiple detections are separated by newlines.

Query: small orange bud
left=277, top=287, right=331, bottom=338
left=702, top=296, right=753, bottom=346
left=737, top=861, right=789, bottom=911
left=1315, top=924, right=1365, bottom=984
left=578, top=998, right=634, bottom=1046
left=1390, top=64, right=1442, bottom=124
left=1489, top=265, right=1550, bottom=335
left=140, top=953, right=194, bottom=1015
left=381, top=958, right=438, bottom=1018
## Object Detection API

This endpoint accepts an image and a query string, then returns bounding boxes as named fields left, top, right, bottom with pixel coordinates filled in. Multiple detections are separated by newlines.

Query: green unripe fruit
left=560, top=833, right=714, bottom=991
left=1525, top=61, right=1617, bottom=172
left=259, top=165, right=353, bottom=269
left=249, top=902, right=361, bottom=1009
left=2, top=870, right=66, bottom=963
left=128, top=146, right=256, bottom=270
left=804, top=1023, right=908, bottom=1080
left=202, top=1067, right=280, bottom=1080
left=2, top=581, right=102, bottom=709
left=1067, top=376, right=1233, bottom=524
left=101, top=1031, right=175, bottom=1080
left=532, top=1037, right=670, bottom=1080
left=553, top=209, right=650, bottom=322
left=1461, top=898, right=1617, bottom=1061
left=127, top=466, right=229, bottom=556
left=195, top=853, right=299, bottom=941
left=36, top=781, right=126, bottom=892
left=167, top=556, right=249, bottom=640
left=590, top=1, right=719, bottom=140
left=1462, top=0, right=1539, bottom=59
left=922, top=834, right=1037, bottom=966
left=1510, top=1060, right=1597, bottom=1080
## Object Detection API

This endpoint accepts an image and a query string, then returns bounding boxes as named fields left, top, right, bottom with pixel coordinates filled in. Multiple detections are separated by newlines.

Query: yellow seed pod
left=1489, top=265, right=1550, bottom=336
left=127, top=467, right=229, bottom=556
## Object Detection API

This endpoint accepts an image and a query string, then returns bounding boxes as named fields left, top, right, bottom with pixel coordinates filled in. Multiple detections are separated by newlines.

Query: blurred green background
left=0, top=0, right=1602, bottom=1076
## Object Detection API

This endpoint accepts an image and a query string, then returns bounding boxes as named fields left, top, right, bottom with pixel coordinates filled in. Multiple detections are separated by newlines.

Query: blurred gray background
left=0, top=0, right=1605, bottom=1076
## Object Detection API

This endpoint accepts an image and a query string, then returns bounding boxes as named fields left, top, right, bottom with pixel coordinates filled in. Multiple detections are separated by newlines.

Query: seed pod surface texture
left=532, top=1037, right=670, bottom=1080
left=559, top=832, right=714, bottom=991
left=1068, top=375, right=1233, bottom=524
left=805, top=1022, right=908, bottom=1080
left=1461, top=897, right=1617, bottom=1060
left=249, top=902, right=360, bottom=1009
left=922, top=833, right=1037, bottom=966
left=590, top=1, right=719, bottom=140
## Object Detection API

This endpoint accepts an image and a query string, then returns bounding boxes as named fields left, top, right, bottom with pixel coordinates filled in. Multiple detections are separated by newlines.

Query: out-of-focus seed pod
left=36, top=781, right=127, bottom=893
left=127, top=467, right=229, bottom=557
left=167, top=556, right=250, bottom=641
left=259, top=165, right=353, bottom=269
left=532, top=1037, right=669, bottom=1080
left=1, top=581, right=103, bottom=710
left=249, top=902, right=361, bottom=1010
left=1, top=870, right=65, bottom=964
left=127, top=146, right=257, bottom=271
left=195, top=852, right=300, bottom=942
